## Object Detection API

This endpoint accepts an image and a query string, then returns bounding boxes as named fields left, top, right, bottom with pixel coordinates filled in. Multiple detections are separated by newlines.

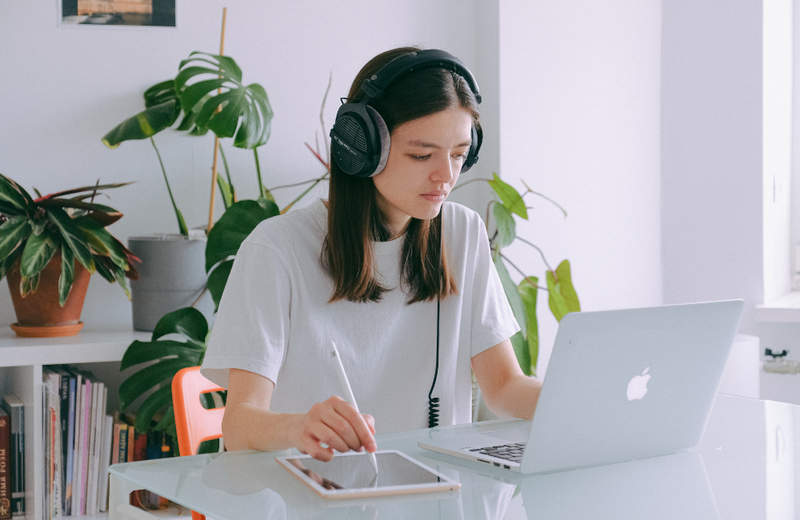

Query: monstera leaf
left=119, top=307, right=209, bottom=435
left=176, top=52, right=273, bottom=149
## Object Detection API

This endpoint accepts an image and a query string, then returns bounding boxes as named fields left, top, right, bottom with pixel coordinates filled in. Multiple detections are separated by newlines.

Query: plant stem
left=150, top=137, right=187, bottom=235
left=219, top=145, right=235, bottom=200
left=270, top=177, right=325, bottom=191
left=499, top=252, right=548, bottom=292
left=514, top=236, right=554, bottom=272
left=254, top=148, right=265, bottom=198
left=521, top=180, right=568, bottom=217
left=280, top=172, right=329, bottom=214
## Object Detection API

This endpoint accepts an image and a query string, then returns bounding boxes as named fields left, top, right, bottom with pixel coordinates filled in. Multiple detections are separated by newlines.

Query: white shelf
left=755, top=292, right=800, bottom=323
left=0, top=328, right=150, bottom=367
left=0, top=326, right=151, bottom=520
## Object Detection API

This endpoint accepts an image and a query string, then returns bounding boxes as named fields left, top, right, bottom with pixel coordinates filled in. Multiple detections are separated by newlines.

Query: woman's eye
left=411, top=154, right=431, bottom=161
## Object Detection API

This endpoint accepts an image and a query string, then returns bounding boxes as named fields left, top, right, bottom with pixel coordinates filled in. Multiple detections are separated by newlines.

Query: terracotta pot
left=6, top=252, right=91, bottom=337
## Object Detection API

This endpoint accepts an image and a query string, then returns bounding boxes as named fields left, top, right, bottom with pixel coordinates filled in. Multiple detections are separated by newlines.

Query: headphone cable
left=428, top=298, right=441, bottom=428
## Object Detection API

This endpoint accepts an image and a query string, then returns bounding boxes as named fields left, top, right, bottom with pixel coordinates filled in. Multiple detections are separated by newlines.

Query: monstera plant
left=102, top=51, right=274, bottom=235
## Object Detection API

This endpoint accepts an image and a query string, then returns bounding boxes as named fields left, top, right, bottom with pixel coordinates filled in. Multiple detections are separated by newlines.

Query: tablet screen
left=280, top=451, right=442, bottom=490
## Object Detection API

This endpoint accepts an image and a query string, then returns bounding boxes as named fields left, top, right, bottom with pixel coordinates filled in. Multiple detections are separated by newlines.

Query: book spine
left=4, top=399, right=24, bottom=518
left=78, top=378, right=92, bottom=516
left=111, top=424, right=120, bottom=466
left=64, top=375, right=76, bottom=516
left=57, top=372, right=68, bottom=515
left=71, top=375, right=82, bottom=517
left=117, top=428, right=128, bottom=467
left=97, top=415, right=113, bottom=513
left=0, top=410, right=11, bottom=520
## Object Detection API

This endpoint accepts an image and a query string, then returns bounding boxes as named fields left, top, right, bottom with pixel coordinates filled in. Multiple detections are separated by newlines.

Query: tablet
left=275, top=449, right=461, bottom=500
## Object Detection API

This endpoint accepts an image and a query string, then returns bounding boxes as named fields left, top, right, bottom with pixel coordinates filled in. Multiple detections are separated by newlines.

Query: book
left=117, top=427, right=128, bottom=467
left=97, top=414, right=113, bottom=513
left=42, top=374, right=62, bottom=520
left=77, top=376, right=92, bottom=515
left=70, top=372, right=83, bottom=517
left=63, top=371, right=77, bottom=516
left=0, top=395, right=24, bottom=518
left=0, top=407, right=11, bottom=520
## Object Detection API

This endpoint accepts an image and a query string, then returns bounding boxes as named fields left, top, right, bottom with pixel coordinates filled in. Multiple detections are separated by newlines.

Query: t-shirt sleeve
left=468, top=214, right=521, bottom=358
left=201, top=239, right=292, bottom=389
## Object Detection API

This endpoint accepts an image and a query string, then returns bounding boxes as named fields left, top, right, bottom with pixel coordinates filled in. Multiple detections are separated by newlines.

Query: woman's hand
left=223, top=369, right=377, bottom=459
left=291, top=396, right=376, bottom=461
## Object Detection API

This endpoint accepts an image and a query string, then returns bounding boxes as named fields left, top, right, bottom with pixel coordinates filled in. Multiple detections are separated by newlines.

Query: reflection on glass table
left=108, top=394, right=800, bottom=520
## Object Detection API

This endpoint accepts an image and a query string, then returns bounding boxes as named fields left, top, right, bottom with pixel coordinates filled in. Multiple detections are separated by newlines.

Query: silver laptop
left=419, top=300, right=745, bottom=474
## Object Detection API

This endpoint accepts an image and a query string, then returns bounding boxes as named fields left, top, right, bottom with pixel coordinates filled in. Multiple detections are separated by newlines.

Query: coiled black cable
left=428, top=298, right=441, bottom=428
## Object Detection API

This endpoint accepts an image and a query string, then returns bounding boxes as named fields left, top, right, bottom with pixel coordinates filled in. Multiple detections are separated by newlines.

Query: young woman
left=201, top=47, right=542, bottom=461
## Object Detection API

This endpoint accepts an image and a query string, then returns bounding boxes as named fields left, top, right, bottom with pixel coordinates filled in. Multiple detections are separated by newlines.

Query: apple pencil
left=329, top=340, right=379, bottom=475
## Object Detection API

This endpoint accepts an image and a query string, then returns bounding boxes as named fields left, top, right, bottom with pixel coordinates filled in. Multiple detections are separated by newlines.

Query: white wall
left=661, top=0, right=766, bottom=335
left=499, top=0, right=664, bottom=376
left=0, top=0, right=494, bottom=328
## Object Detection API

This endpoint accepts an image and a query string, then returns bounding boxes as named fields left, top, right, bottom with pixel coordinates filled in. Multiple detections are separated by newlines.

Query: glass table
left=108, top=394, right=798, bottom=519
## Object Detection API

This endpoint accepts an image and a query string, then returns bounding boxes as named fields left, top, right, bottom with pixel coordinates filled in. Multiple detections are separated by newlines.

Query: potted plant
left=0, top=173, right=137, bottom=337
left=102, top=51, right=275, bottom=331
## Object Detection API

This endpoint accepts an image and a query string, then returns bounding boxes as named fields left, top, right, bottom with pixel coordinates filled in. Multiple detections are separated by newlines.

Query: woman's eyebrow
left=406, top=139, right=472, bottom=148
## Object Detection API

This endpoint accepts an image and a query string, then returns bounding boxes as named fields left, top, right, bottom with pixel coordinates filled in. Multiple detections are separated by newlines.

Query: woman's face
left=373, top=106, right=474, bottom=238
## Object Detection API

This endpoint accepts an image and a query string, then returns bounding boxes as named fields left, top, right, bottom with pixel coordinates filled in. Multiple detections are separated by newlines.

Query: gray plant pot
left=128, top=234, right=212, bottom=332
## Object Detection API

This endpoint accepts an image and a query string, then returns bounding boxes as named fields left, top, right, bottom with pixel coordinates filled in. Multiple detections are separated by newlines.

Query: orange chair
left=172, top=366, right=225, bottom=520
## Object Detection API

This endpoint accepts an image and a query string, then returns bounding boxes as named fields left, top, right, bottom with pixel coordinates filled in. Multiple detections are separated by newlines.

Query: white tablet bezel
left=275, top=449, right=461, bottom=500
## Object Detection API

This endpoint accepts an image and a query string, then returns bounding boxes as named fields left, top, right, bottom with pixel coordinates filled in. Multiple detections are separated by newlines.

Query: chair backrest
left=172, top=366, right=225, bottom=457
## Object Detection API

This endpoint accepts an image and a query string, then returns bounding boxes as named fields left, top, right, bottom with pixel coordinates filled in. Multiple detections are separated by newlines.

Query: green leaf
left=0, top=173, right=34, bottom=214
left=0, top=248, right=22, bottom=281
left=121, top=339, right=205, bottom=370
left=494, top=257, right=527, bottom=339
left=36, top=198, right=124, bottom=226
left=46, top=207, right=95, bottom=274
left=207, top=259, right=233, bottom=312
left=119, top=357, right=190, bottom=411
left=546, top=260, right=580, bottom=322
left=133, top=384, right=173, bottom=434
left=216, top=169, right=234, bottom=210
left=102, top=99, right=181, bottom=148
left=518, top=277, right=539, bottom=376
left=488, top=173, right=528, bottom=219
left=492, top=202, right=516, bottom=250
left=20, top=230, right=58, bottom=278
left=152, top=307, right=209, bottom=349
left=176, top=52, right=273, bottom=150
left=93, top=256, right=116, bottom=283
left=0, top=217, right=31, bottom=265
left=21, top=273, right=39, bottom=296
left=58, top=245, right=75, bottom=306
left=75, top=217, right=130, bottom=271
left=509, top=331, right=531, bottom=377
left=205, top=200, right=278, bottom=272
left=143, top=80, right=179, bottom=108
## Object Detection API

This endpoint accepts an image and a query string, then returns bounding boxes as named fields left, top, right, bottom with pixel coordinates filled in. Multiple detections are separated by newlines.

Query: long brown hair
left=324, top=47, right=481, bottom=304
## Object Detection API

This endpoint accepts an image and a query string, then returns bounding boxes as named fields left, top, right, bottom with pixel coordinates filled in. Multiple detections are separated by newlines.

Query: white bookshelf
left=0, top=327, right=149, bottom=520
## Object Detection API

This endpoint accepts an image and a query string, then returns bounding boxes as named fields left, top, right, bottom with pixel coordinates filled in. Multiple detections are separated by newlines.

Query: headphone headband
left=360, top=49, right=482, bottom=104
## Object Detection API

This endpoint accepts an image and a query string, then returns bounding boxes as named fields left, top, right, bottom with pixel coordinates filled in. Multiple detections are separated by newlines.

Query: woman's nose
left=431, top=155, right=457, bottom=184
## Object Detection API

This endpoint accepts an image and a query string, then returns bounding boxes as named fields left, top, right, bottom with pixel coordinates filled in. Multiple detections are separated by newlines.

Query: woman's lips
left=422, top=191, right=447, bottom=202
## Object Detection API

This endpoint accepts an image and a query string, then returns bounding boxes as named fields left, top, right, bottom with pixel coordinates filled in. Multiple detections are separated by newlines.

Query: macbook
left=418, top=300, right=745, bottom=474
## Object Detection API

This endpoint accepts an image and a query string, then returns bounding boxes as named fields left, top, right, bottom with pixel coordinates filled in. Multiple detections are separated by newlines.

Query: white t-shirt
left=201, top=199, right=519, bottom=434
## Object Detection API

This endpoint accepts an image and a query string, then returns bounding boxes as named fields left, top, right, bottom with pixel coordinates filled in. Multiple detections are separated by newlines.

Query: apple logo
left=627, top=367, right=651, bottom=401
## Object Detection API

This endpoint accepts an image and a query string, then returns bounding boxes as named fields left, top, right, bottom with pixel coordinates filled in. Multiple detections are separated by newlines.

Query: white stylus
left=329, top=340, right=379, bottom=475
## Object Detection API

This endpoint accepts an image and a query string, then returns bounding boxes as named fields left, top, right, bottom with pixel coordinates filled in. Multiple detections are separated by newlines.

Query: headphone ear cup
left=330, top=101, right=383, bottom=177
left=461, top=124, right=482, bottom=173
left=366, top=106, right=391, bottom=177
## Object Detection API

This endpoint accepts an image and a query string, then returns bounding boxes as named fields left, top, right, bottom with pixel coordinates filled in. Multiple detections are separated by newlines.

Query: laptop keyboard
left=470, top=442, right=527, bottom=463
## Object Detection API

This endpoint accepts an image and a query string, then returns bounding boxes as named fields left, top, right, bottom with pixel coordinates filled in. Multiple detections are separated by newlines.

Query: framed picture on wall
left=60, top=0, right=176, bottom=27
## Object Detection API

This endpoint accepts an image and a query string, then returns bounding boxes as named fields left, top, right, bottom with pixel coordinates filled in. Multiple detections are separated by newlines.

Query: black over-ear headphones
left=330, top=49, right=483, bottom=178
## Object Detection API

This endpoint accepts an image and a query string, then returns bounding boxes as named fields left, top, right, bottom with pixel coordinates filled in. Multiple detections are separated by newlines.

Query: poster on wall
left=60, top=0, right=176, bottom=27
